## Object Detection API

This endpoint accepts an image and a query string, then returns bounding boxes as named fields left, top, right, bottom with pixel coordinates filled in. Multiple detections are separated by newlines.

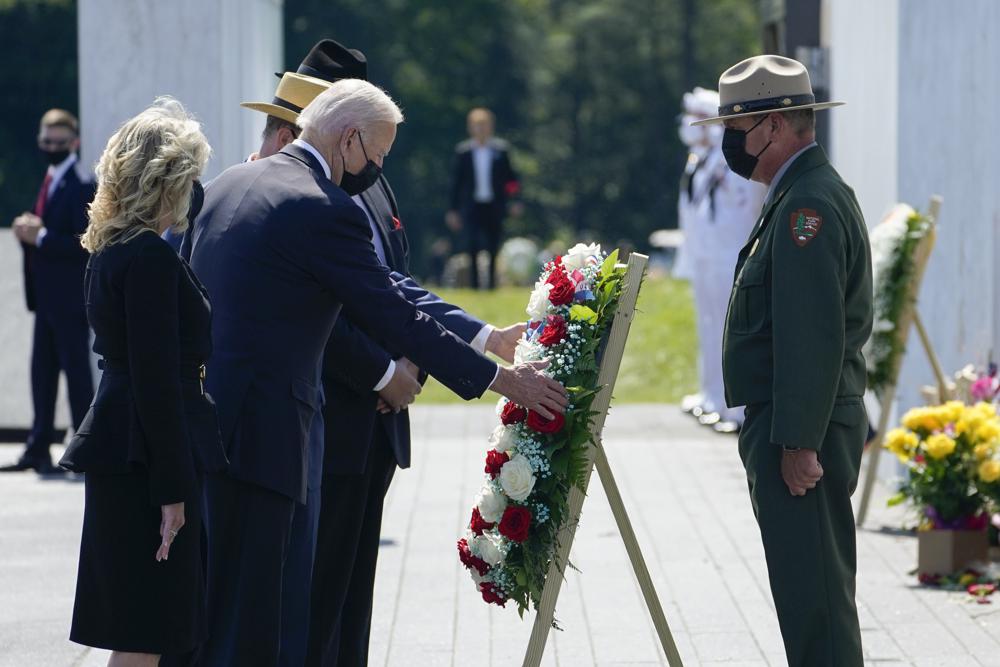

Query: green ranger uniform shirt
left=722, top=144, right=873, bottom=450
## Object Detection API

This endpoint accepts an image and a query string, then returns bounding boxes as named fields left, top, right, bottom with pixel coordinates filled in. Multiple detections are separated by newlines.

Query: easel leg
left=856, top=385, right=897, bottom=526
left=593, top=443, right=685, bottom=666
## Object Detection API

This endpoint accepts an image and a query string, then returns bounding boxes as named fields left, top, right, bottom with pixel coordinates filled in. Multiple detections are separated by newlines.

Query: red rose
left=485, top=449, right=510, bottom=479
left=538, top=315, right=567, bottom=346
left=457, top=538, right=489, bottom=576
left=498, top=505, right=532, bottom=543
left=480, top=582, right=507, bottom=607
left=548, top=274, right=575, bottom=306
left=500, top=402, right=527, bottom=425
left=526, top=410, right=565, bottom=434
left=470, top=507, right=494, bottom=535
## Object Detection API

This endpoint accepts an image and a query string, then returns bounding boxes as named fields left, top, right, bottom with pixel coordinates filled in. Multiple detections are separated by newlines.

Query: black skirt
left=70, top=470, right=206, bottom=655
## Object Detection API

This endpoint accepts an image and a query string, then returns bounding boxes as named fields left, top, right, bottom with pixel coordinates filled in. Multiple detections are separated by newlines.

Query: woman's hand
left=156, top=502, right=185, bottom=562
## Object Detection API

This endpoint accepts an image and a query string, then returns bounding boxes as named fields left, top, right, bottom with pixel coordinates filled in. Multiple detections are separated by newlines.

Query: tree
left=0, top=0, right=78, bottom=230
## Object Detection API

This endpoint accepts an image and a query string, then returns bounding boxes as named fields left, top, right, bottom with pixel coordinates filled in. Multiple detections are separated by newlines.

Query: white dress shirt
left=351, top=195, right=388, bottom=266
left=293, top=138, right=331, bottom=179
left=472, top=144, right=494, bottom=203
left=36, top=153, right=78, bottom=247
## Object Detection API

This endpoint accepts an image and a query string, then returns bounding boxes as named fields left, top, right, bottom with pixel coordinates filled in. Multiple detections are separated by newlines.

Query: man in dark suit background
left=188, top=77, right=565, bottom=666
left=446, top=107, right=521, bottom=290
left=290, top=42, right=526, bottom=667
left=2, top=109, right=94, bottom=474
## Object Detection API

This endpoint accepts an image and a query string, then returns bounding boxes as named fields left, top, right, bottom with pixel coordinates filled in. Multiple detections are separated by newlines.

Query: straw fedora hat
left=241, top=72, right=332, bottom=125
left=691, top=55, right=843, bottom=126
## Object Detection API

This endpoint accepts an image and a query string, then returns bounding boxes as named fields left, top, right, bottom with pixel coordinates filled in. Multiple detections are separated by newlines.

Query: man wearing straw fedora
left=694, top=55, right=873, bottom=666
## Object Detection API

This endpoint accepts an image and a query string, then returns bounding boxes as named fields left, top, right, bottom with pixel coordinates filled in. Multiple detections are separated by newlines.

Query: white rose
left=489, top=426, right=517, bottom=453
left=514, top=338, right=541, bottom=365
left=470, top=569, right=486, bottom=588
left=476, top=484, right=507, bottom=523
left=472, top=533, right=504, bottom=566
left=499, top=454, right=536, bottom=501
left=562, top=243, right=602, bottom=271
left=526, top=281, right=553, bottom=321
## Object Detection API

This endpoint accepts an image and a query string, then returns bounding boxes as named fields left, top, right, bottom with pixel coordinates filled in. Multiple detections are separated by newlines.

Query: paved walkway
left=2, top=405, right=999, bottom=666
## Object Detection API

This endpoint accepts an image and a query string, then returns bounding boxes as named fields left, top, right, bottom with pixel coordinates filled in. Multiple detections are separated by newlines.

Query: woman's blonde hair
left=81, top=97, right=211, bottom=254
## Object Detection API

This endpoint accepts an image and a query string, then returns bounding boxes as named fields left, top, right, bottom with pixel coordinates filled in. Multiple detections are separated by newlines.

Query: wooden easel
left=522, top=253, right=684, bottom=667
left=855, top=196, right=946, bottom=527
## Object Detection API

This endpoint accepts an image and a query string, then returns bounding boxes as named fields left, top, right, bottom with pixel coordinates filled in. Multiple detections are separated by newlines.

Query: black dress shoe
left=0, top=458, right=63, bottom=474
left=36, top=460, right=66, bottom=475
left=0, top=460, right=35, bottom=472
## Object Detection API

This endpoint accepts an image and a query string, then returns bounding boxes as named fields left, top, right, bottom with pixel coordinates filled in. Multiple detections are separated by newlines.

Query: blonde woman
left=60, top=98, right=227, bottom=665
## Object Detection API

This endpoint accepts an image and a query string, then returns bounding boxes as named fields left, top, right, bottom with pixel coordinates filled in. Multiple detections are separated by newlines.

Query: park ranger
left=693, top=55, right=873, bottom=666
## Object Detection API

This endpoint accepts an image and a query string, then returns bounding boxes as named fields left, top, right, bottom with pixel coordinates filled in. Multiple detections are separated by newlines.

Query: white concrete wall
left=77, top=0, right=283, bottom=179
left=824, top=0, right=899, bottom=229
left=894, top=0, right=1000, bottom=410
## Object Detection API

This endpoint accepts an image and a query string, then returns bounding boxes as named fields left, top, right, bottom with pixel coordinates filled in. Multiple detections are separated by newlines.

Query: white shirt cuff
left=373, top=359, right=396, bottom=392
left=488, top=363, right=501, bottom=392
left=470, top=324, right=495, bottom=354
left=35, top=228, right=48, bottom=247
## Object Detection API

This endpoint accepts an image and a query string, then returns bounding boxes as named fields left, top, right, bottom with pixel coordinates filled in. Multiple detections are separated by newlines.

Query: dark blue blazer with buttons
left=187, top=144, right=497, bottom=503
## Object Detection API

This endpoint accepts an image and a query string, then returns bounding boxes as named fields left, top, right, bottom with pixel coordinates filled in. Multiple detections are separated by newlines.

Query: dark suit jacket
left=322, top=175, right=486, bottom=475
left=449, top=138, right=519, bottom=215
left=60, top=232, right=227, bottom=505
left=21, top=163, right=94, bottom=316
left=188, top=144, right=497, bottom=503
left=722, top=145, right=873, bottom=450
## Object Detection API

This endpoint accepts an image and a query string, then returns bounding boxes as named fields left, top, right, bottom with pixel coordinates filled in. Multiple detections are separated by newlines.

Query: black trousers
left=24, top=309, right=93, bottom=462
left=201, top=473, right=297, bottom=667
left=464, top=203, right=503, bottom=290
left=306, top=427, right=396, bottom=667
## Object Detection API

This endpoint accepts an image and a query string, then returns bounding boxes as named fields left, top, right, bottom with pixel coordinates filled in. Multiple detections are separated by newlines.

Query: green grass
left=419, top=276, right=698, bottom=404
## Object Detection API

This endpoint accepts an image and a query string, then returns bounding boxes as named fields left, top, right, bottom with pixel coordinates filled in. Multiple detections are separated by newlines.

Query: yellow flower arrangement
left=923, top=433, right=957, bottom=460
left=979, top=459, right=1000, bottom=483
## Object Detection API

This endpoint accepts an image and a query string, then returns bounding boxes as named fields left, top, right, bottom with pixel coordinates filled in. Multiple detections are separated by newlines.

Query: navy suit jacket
left=322, top=176, right=485, bottom=475
left=188, top=144, right=497, bottom=503
left=21, top=164, right=94, bottom=317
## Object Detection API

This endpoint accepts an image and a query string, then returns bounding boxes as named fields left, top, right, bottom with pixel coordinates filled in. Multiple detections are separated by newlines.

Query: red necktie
left=34, top=172, right=52, bottom=217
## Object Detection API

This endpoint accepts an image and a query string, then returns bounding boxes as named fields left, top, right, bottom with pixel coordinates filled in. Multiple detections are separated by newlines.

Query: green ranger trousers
left=738, top=399, right=867, bottom=667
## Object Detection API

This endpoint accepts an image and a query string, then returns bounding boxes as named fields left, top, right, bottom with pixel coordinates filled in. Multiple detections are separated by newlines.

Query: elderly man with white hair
left=187, top=78, right=567, bottom=666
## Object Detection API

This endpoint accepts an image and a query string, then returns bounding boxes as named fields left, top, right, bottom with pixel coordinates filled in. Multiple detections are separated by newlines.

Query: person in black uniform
left=59, top=97, right=227, bottom=666
left=3, top=109, right=95, bottom=474
left=446, top=107, right=521, bottom=290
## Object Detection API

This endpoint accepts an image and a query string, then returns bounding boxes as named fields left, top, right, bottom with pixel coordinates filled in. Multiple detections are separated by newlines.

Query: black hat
left=276, top=39, right=367, bottom=82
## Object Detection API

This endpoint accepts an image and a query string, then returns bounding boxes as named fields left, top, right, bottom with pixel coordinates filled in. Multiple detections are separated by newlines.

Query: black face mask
left=721, top=115, right=771, bottom=180
left=187, top=180, right=204, bottom=224
left=40, top=148, right=70, bottom=166
left=338, top=131, right=382, bottom=196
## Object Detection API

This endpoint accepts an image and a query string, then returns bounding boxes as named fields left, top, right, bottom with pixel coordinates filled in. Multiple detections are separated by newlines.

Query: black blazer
left=21, top=163, right=94, bottom=316
left=60, top=232, right=227, bottom=505
left=449, top=138, right=519, bottom=215
left=188, top=144, right=497, bottom=503
left=321, top=176, right=486, bottom=475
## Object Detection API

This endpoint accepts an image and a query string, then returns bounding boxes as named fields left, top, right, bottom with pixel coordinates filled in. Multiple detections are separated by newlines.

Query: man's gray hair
left=297, top=79, right=404, bottom=139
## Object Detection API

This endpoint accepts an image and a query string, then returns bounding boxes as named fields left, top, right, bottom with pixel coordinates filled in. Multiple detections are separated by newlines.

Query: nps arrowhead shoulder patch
left=789, top=208, right=823, bottom=247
